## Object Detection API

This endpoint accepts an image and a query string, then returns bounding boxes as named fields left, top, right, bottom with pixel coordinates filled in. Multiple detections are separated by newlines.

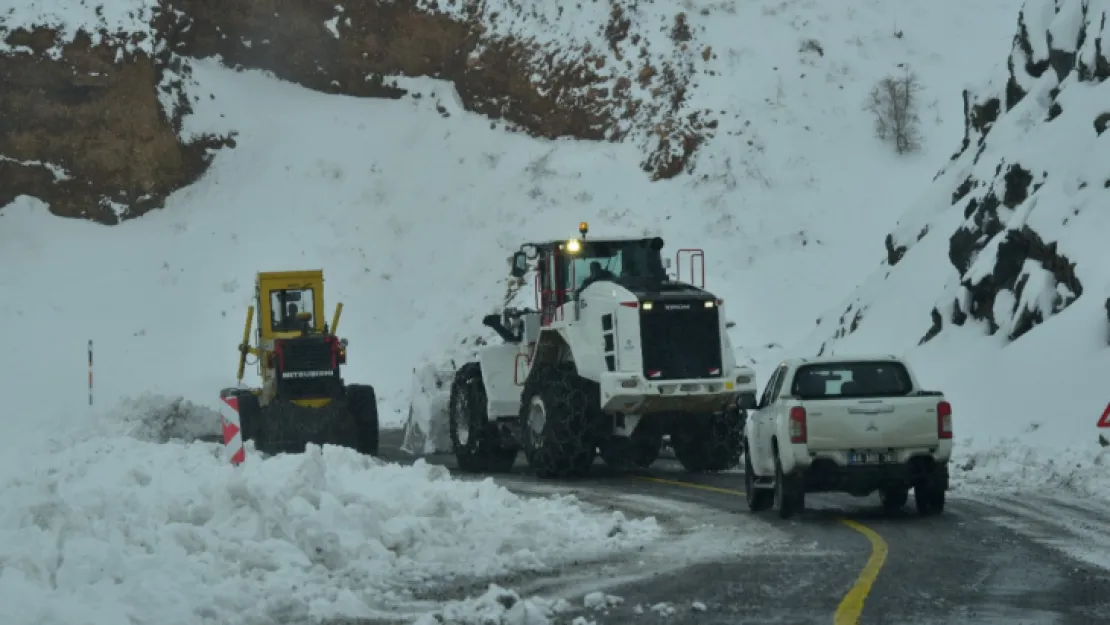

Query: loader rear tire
left=449, top=362, right=517, bottom=473
left=671, top=406, right=745, bottom=473
left=519, top=363, right=597, bottom=479
left=346, top=384, right=380, bottom=457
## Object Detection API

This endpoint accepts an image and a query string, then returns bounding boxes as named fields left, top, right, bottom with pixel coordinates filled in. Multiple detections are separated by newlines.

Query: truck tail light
left=789, top=406, right=807, bottom=444
left=937, top=401, right=952, bottom=439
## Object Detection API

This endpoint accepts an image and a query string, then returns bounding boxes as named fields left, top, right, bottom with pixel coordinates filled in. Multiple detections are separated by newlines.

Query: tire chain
left=522, top=364, right=597, bottom=478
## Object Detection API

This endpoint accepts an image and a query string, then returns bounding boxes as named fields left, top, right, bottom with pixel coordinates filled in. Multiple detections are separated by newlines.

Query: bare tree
left=866, top=67, right=923, bottom=154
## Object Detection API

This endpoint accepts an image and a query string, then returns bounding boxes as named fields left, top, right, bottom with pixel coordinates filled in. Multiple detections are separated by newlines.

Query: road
left=376, top=429, right=1110, bottom=625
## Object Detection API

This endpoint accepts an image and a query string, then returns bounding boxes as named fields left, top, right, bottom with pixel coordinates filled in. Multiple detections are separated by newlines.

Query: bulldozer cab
left=256, top=271, right=327, bottom=340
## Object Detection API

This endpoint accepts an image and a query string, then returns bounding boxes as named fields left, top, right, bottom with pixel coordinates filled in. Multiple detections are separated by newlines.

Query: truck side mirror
left=510, top=251, right=528, bottom=278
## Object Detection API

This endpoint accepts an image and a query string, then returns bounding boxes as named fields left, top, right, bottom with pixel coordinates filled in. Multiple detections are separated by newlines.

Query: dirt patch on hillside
left=1, top=0, right=704, bottom=224
left=0, top=27, right=231, bottom=224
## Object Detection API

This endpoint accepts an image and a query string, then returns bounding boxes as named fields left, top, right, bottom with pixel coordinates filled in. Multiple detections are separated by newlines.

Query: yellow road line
left=833, top=519, right=889, bottom=625
left=633, top=475, right=746, bottom=496
left=631, top=475, right=889, bottom=625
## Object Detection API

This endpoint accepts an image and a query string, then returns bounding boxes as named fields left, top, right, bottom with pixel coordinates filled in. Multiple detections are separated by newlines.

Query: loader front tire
left=449, top=362, right=517, bottom=473
left=671, top=406, right=745, bottom=473
left=519, top=363, right=597, bottom=479
left=346, top=384, right=380, bottom=457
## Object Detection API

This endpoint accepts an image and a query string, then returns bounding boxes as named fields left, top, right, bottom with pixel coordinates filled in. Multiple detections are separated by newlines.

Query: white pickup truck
left=743, top=355, right=952, bottom=519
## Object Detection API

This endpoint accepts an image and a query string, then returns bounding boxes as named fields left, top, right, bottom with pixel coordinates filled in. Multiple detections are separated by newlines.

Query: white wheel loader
left=449, top=222, right=758, bottom=478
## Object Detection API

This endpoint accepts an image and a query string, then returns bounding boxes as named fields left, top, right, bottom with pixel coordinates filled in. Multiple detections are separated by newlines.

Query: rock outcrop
left=813, top=0, right=1108, bottom=354
left=1, top=0, right=710, bottom=224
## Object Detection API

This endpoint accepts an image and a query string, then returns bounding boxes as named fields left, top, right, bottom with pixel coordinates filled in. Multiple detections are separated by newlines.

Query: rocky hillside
left=813, top=0, right=1109, bottom=352
left=0, top=0, right=709, bottom=224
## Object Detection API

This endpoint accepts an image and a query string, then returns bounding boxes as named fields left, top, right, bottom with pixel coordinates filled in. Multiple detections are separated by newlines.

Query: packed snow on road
left=0, top=397, right=661, bottom=625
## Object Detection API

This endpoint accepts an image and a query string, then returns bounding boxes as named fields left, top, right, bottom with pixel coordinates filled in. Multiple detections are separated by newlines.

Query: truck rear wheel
left=744, top=442, right=774, bottom=512
left=880, top=486, right=909, bottom=512
left=449, top=363, right=517, bottom=473
left=346, top=384, right=380, bottom=457
left=914, top=483, right=946, bottom=515
left=671, top=407, right=745, bottom=472
left=519, top=363, right=597, bottom=478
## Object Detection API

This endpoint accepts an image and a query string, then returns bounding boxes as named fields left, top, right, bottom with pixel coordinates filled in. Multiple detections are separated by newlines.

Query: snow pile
left=953, top=438, right=1110, bottom=497
left=0, top=0, right=160, bottom=57
left=0, top=398, right=661, bottom=625
left=412, top=584, right=580, bottom=625
left=801, top=0, right=1110, bottom=493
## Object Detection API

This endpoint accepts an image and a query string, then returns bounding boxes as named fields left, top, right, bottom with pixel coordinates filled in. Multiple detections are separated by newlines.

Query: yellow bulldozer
left=221, top=270, right=379, bottom=456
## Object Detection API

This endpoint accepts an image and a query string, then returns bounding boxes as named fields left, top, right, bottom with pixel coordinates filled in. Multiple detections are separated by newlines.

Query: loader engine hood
left=588, top=280, right=725, bottom=381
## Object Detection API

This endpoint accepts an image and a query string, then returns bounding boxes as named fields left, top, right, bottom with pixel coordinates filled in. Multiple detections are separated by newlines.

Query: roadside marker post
left=218, top=389, right=246, bottom=465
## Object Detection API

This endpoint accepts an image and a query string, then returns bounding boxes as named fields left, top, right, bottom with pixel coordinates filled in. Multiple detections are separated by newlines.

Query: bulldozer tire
left=346, top=384, right=380, bottom=456
left=254, top=399, right=360, bottom=456
left=519, top=363, right=597, bottom=479
left=237, top=391, right=261, bottom=444
left=671, top=407, right=745, bottom=473
left=449, top=362, right=517, bottom=473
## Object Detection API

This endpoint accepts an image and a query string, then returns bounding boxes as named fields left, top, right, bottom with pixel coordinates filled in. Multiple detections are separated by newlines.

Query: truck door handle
left=848, top=406, right=894, bottom=414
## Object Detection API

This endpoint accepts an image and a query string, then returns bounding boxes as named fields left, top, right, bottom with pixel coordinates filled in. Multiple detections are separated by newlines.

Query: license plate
left=848, top=451, right=891, bottom=465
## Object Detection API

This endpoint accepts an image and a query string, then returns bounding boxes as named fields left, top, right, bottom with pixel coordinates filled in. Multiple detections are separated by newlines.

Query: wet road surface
left=371, top=429, right=1110, bottom=625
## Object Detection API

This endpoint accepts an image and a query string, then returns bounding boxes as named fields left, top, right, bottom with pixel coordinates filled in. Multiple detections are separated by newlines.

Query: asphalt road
left=376, top=429, right=1110, bottom=625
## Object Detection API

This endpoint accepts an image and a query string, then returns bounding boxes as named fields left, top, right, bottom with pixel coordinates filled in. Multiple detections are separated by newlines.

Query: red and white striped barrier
left=218, top=390, right=246, bottom=465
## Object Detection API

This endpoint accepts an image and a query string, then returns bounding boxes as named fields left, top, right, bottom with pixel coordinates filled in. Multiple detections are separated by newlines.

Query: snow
left=0, top=0, right=161, bottom=57
left=3, top=0, right=1107, bottom=619
left=0, top=397, right=660, bottom=625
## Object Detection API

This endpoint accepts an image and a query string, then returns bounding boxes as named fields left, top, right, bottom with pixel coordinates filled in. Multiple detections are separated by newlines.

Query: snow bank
left=0, top=399, right=660, bottom=625
left=952, top=439, right=1110, bottom=498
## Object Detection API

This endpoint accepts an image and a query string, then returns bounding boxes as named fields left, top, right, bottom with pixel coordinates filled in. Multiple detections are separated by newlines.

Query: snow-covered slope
left=803, top=0, right=1110, bottom=495
left=0, top=0, right=1024, bottom=428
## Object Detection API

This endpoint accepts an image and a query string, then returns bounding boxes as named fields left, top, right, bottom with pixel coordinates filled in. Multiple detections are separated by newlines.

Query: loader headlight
left=704, top=300, right=715, bottom=308
left=565, top=238, right=581, bottom=253
left=641, top=301, right=653, bottom=310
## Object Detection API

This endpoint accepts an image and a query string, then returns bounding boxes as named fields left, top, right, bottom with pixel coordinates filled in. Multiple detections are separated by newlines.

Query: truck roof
left=778, top=353, right=902, bottom=368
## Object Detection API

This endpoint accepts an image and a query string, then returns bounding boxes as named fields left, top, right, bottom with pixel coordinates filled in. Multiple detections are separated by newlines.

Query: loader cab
left=512, top=230, right=667, bottom=325
left=256, top=271, right=327, bottom=341
left=254, top=270, right=342, bottom=403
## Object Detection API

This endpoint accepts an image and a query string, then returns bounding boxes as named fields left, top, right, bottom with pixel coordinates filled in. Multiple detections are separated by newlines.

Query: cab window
left=270, top=288, right=315, bottom=331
